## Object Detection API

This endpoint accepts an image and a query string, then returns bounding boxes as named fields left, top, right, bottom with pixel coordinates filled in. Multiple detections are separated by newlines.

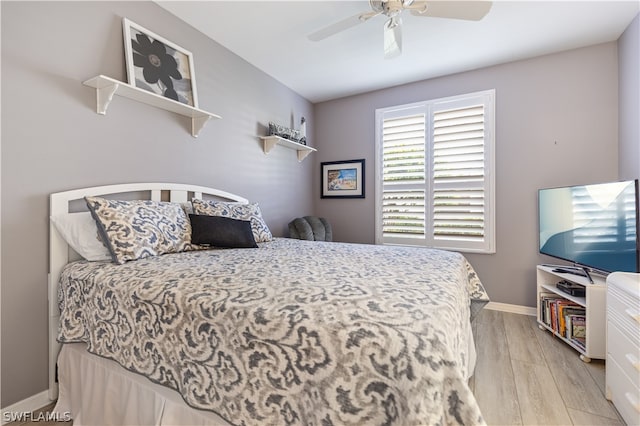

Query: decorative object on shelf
left=268, top=121, right=302, bottom=143
left=321, top=159, right=365, bottom=199
left=123, top=18, right=198, bottom=107
left=299, top=117, right=307, bottom=145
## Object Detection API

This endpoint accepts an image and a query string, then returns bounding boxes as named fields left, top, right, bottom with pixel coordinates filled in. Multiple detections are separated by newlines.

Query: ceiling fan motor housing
left=371, top=0, right=410, bottom=16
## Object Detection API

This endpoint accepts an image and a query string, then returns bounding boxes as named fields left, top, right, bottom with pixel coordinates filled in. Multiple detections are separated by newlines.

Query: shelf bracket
left=95, top=82, right=119, bottom=115
left=262, top=138, right=279, bottom=154
left=192, top=115, right=212, bottom=138
left=297, top=149, right=313, bottom=162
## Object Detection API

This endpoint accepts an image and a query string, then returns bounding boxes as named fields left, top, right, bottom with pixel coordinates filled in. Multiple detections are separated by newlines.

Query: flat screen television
left=538, top=179, right=639, bottom=274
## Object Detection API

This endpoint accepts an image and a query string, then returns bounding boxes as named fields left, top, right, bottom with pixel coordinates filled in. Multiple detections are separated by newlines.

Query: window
left=374, top=90, right=495, bottom=253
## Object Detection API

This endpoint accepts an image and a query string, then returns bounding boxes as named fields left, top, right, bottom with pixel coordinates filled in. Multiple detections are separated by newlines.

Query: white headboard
left=48, top=183, right=248, bottom=400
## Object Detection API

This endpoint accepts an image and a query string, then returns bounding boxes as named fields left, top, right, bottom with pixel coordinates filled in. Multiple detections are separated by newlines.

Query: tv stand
left=541, top=264, right=595, bottom=283
left=536, top=265, right=606, bottom=362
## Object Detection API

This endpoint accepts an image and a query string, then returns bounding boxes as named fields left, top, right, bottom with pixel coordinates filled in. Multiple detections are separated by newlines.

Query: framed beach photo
left=321, top=159, right=365, bottom=198
left=123, top=18, right=198, bottom=107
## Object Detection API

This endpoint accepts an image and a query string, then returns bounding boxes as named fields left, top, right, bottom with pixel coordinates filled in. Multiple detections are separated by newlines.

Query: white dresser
left=606, top=272, right=640, bottom=425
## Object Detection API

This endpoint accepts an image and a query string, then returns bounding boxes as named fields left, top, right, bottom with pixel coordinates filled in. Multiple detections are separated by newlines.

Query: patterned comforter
left=58, top=238, right=489, bottom=425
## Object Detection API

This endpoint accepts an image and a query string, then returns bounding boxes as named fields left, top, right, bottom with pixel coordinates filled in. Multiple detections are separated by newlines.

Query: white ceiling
left=156, top=1, right=640, bottom=103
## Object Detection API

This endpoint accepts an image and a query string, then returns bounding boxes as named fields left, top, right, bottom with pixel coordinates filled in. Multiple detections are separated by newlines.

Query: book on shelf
left=563, top=308, right=586, bottom=338
left=571, top=315, right=586, bottom=339
left=563, top=314, right=587, bottom=350
left=571, top=335, right=586, bottom=351
left=539, top=292, right=585, bottom=335
left=540, top=292, right=563, bottom=326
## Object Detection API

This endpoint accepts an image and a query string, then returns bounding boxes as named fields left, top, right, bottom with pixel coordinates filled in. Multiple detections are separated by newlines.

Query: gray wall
left=2, top=0, right=637, bottom=410
left=618, top=13, right=640, bottom=180
left=1, top=1, right=314, bottom=407
left=313, top=42, right=621, bottom=308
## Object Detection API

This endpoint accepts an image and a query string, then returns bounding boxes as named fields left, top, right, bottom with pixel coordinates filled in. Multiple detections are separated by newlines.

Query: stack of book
left=540, top=292, right=586, bottom=349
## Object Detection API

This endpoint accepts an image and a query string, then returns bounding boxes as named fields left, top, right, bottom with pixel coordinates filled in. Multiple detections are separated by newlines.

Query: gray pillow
left=85, top=196, right=193, bottom=264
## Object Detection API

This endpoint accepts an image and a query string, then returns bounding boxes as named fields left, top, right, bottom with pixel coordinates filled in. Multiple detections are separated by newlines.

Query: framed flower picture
left=321, top=159, right=365, bottom=198
left=123, top=18, right=198, bottom=107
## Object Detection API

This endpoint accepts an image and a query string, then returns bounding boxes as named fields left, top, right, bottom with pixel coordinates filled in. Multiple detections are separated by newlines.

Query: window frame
left=374, top=89, right=496, bottom=254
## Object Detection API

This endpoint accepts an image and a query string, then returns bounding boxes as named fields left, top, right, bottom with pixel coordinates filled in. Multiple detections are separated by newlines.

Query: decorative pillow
left=189, top=214, right=258, bottom=248
left=180, top=202, right=194, bottom=216
left=50, top=212, right=112, bottom=261
left=85, top=196, right=193, bottom=264
left=192, top=199, right=273, bottom=242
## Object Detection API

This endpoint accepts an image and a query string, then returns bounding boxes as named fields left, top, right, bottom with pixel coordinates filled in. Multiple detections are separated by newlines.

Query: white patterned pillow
left=191, top=199, right=273, bottom=242
left=85, top=196, right=193, bottom=264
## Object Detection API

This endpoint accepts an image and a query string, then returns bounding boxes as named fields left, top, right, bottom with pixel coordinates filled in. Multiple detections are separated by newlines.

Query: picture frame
left=122, top=18, right=198, bottom=107
left=321, top=159, right=365, bottom=198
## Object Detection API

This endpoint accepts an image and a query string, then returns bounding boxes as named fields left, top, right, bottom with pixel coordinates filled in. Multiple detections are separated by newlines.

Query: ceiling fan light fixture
left=388, top=15, right=401, bottom=29
left=384, top=17, right=402, bottom=59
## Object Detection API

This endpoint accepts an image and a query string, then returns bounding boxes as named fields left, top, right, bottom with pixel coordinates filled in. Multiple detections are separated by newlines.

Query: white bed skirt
left=52, top=343, right=231, bottom=426
left=53, top=330, right=477, bottom=426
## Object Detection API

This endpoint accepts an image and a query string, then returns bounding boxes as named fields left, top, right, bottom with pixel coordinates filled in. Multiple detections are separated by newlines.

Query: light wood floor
left=12, top=309, right=624, bottom=426
left=470, top=308, right=624, bottom=425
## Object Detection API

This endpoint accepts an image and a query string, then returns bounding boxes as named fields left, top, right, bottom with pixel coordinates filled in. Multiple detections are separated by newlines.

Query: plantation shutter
left=375, top=90, right=495, bottom=253
left=431, top=103, right=486, bottom=248
left=381, top=111, right=426, bottom=241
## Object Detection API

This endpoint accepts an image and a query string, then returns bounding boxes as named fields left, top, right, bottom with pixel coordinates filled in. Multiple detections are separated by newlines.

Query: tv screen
left=538, top=180, right=639, bottom=273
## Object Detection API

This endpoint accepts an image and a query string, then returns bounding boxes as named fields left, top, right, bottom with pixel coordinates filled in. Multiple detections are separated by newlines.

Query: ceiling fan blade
left=308, top=13, right=367, bottom=41
left=410, top=1, right=492, bottom=21
left=384, top=17, right=402, bottom=59
left=359, top=9, right=383, bottom=22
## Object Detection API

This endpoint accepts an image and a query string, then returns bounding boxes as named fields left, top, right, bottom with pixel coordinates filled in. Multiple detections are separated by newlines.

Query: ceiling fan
left=308, top=0, right=492, bottom=59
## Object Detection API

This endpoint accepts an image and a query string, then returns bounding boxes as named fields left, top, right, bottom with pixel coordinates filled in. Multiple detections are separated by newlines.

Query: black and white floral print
left=131, top=31, right=182, bottom=102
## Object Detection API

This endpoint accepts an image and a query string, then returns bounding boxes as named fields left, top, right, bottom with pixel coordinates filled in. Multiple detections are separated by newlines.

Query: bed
left=48, top=183, right=490, bottom=425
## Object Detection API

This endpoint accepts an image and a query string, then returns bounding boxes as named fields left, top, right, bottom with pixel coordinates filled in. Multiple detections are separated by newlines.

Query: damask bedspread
left=58, top=238, right=489, bottom=425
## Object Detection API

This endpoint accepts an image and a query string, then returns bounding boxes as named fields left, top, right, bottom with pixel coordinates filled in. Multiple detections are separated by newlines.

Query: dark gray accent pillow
left=189, top=214, right=258, bottom=248
left=191, top=199, right=273, bottom=242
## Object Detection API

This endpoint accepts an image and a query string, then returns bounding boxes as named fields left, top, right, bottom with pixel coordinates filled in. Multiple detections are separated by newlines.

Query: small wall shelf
left=83, top=75, right=221, bottom=137
left=259, top=135, right=316, bottom=162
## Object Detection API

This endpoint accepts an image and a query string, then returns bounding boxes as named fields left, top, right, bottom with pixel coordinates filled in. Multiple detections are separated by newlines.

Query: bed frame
left=48, top=183, right=248, bottom=401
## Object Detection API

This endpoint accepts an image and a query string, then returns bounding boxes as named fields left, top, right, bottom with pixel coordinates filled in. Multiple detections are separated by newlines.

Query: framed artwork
left=321, top=159, right=365, bottom=198
left=122, top=18, right=198, bottom=107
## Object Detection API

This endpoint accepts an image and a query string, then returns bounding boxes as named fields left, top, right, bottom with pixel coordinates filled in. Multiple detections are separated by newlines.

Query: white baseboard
left=1, top=390, right=53, bottom=425
left=485, top=301, right=536, bottom=316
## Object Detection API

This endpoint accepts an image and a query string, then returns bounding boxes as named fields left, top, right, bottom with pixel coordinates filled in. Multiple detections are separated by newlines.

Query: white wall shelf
left=83, top=75, right=221, bottom=137
left=259, top=135, right=316, bottom=162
